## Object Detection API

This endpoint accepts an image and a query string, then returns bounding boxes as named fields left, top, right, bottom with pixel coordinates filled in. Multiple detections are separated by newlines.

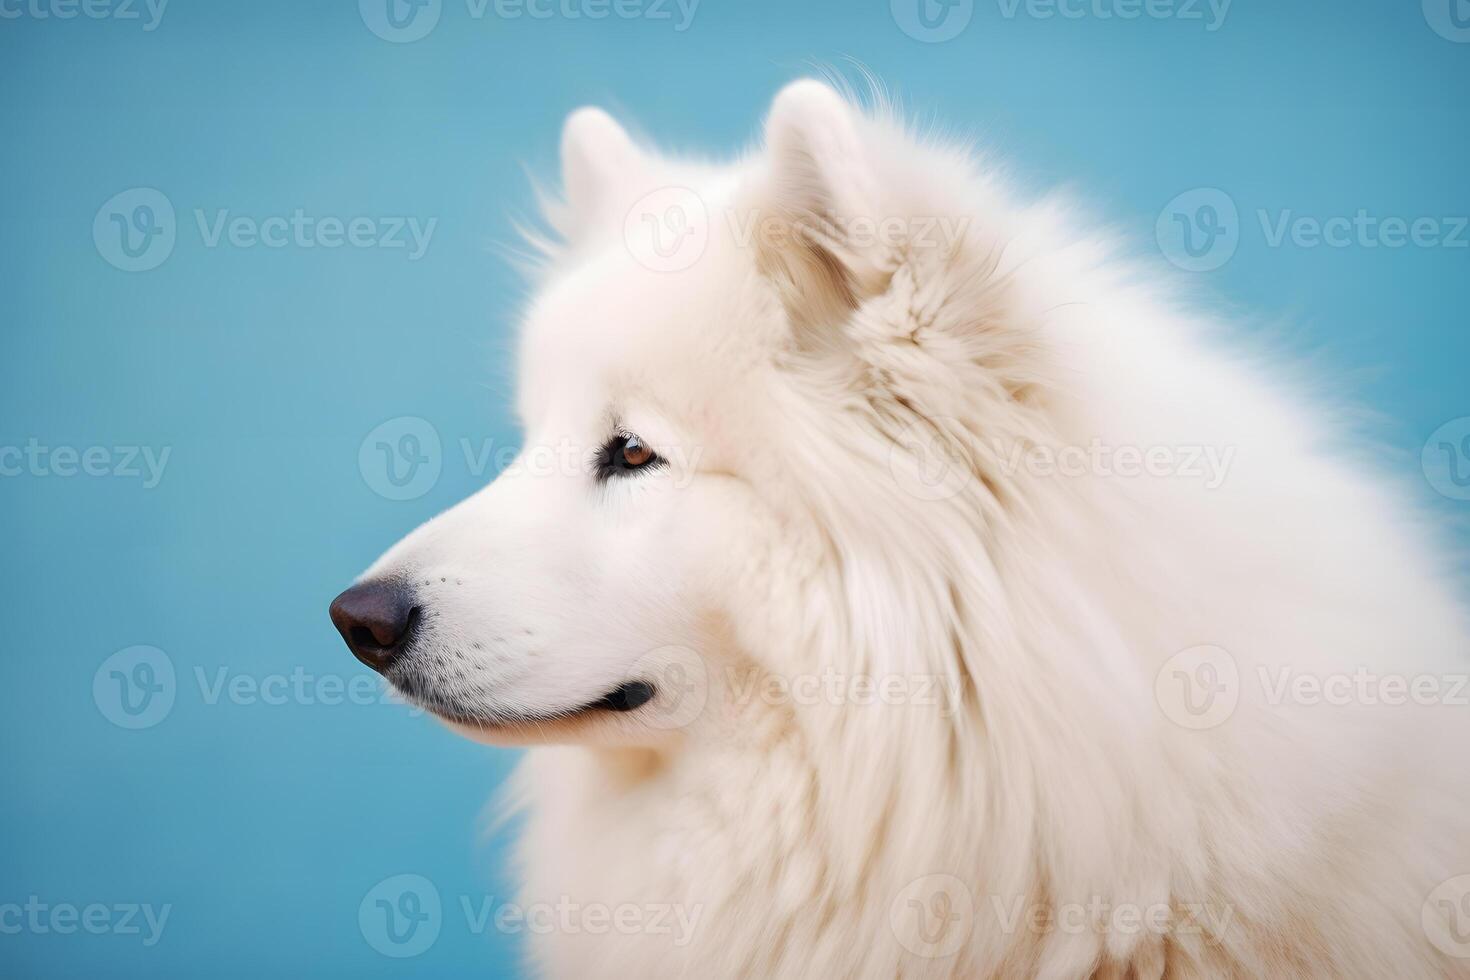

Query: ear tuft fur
left=554, top=107, right=640, bottom=243
left=758, top=81, right=886, bottom=338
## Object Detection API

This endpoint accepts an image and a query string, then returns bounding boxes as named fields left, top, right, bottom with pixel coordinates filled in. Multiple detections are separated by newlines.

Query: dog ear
left=758, top=81, right=888, bottom=338
left=558, top=107, right=640, bottom=236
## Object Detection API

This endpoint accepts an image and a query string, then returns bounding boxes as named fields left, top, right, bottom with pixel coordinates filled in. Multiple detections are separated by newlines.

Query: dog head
left=330, top=81, right=1024, bottom=748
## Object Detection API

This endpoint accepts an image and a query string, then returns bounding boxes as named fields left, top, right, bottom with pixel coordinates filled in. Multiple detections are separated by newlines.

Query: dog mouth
left=394, top=678, right=658, bottom=730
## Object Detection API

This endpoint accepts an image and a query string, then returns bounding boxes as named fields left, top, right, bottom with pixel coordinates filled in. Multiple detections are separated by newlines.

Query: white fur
left=359, top=81, right=1470, bottom=978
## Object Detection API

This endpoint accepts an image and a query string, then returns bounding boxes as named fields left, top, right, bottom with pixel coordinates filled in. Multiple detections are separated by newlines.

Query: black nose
left=329, top=580, right=419, bottom=672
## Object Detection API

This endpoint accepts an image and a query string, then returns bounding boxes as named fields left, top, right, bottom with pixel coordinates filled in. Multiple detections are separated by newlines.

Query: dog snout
left=329, top=579, right=420, bottom=673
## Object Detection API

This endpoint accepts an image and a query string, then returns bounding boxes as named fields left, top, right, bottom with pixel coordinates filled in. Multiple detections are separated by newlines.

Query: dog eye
left=595, top=433, right=665, bottom=481
left=622, top=435, right=653, bottom=467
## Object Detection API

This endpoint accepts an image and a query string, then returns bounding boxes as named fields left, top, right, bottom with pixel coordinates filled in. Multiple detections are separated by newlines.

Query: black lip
left=593, top=681, right=656, bottom=712
left=403, top=680, right=658, bottom=727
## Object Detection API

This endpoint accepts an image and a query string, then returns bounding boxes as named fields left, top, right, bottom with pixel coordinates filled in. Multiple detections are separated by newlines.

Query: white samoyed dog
left=330, top=80, right=1470, bottom=978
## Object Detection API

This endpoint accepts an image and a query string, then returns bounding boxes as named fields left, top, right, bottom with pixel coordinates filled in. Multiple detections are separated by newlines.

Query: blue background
left=1, top=0, right=1466, bottom=976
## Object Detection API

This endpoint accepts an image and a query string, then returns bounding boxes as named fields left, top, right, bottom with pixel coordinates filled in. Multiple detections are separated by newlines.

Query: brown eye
left=622, top=436, right=653, bottom=467
left=595, top=432, right=665, bottom=482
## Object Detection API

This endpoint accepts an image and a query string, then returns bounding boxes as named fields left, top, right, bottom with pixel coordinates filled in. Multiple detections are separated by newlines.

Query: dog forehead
left=517, top=239, right=773, bottom=423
